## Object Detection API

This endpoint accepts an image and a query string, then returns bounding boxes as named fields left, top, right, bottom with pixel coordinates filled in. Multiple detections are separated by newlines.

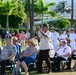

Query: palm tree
left=55, top=1, right=71, bottom=17
left=0, top=0, right=17, bottom=31
left=34, top=0, right=56, bottom=27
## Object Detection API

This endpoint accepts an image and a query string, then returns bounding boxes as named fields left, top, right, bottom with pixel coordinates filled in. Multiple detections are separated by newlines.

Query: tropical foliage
left=34, top=0, right=56, bottom=26
left=49, top=18, right=70, bottom=29
left=54, top=1, right=71, bottom=16
left=0, top=0, right=26, bottom=28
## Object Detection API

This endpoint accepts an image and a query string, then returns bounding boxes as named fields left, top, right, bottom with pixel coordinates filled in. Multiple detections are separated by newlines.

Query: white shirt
left=25, top=32, right=30, bottom=40
left=38, top=31, right=42, bottom=38
left=51, top=31, right=59, bottom=42
left=40, top=30, right=51, bottom=50
left=72, top=46, right=76, bottom=55
left=56, top=45, right=71, bottom=60
left=59, top=34, right=67, bottom=40
left=69, top=33, right=76, bottom=42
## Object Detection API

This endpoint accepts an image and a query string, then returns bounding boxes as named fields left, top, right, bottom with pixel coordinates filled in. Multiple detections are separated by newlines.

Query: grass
left=21, top=71, right=76, bottom=75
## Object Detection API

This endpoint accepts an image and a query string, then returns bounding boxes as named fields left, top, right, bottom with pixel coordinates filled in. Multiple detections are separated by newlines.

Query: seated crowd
left=0, top=23, right=76, bottom=75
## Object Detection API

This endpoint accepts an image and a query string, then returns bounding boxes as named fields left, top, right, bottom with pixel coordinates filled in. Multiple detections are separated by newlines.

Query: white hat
left=60, top=39, right=67, bottom=43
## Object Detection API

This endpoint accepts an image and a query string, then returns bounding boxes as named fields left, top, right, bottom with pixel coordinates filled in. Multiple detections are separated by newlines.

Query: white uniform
left=49, top=43, right=55, bottom=58
left=69, top=33, right=76, bottom=50
left=40, top=30, right=51, bottom=50
left=59, top=34, right=67, bottom=40
left=51, top=31, right=59, bottom=52
left=56, top=45, right=71, bottom=60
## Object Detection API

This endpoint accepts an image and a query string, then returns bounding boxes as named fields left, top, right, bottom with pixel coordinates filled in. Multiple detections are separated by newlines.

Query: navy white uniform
left=69, top=33, right=76, bottom=50
left=54, top=43, right=71, bottom=71
left=59, top=33, right=67, bottom=41
left=51, top=31, right=59, bottom=52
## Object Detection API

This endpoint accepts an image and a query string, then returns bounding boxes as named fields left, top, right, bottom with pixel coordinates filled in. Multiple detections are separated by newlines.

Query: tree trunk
left=6, top=15, right=9, bottom=31
left=71, top=0, right=74, bottom=27
left=41, top=13, right=44, bottom=27
left=28, top=0, right=30, bottom=29
left=28, top=0, right=34, bottom=38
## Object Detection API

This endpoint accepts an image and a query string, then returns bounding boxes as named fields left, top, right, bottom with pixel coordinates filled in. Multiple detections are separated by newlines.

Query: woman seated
left=16, top=38, right=37, bottom=75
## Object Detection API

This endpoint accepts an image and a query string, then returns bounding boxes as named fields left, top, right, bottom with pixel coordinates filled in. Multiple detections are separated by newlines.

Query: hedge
left=0, top=15, right=23, bottom=28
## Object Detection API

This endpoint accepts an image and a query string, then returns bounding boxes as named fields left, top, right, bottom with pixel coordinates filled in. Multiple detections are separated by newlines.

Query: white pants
left=52, top=41, right=59, bottom=52
left=70, top=41, right=75, bottom=50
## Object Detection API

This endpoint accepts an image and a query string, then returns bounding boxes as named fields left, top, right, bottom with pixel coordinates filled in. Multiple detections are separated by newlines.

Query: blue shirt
left=24, top=48, right=37, bottom=60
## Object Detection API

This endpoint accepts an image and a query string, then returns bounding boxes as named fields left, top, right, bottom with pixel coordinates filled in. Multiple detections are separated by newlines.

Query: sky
left=45, top=0, right=76, bottom=17
left=45, top=0, right=71, bottom=4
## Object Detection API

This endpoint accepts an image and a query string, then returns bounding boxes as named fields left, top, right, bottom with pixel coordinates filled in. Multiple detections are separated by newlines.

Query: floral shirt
left=1, top=44, right=16, bottom=60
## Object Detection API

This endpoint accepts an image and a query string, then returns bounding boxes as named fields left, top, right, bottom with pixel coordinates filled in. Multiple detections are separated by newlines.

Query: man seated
left=53, top=40, right=71, bottom=72
left=0, top=37, right=17, bottom=75
left=12, top=37, right=21, bottom=61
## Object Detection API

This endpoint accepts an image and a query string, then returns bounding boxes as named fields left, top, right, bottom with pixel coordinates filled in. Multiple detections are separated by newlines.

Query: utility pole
left=71, top=0, right=74, bottom=27
left=28, top=0, right=34, bottom=38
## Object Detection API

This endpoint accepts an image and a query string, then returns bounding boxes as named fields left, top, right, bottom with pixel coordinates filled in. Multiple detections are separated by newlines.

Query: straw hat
left=26, top=38, right=37, bottom=46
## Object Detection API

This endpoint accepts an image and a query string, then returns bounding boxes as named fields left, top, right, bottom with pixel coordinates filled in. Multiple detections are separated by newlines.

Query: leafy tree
left=34, top=0, right=56, bottom=27
left=0, top=0, right=26, bottom=29
left=49, top=18, right=70, bottom=29
left=54, top=1, right=71, bottom=16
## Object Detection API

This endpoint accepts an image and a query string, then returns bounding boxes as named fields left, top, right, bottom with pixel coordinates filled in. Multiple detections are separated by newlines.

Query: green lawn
left=21, top=71, right=76, bottom=75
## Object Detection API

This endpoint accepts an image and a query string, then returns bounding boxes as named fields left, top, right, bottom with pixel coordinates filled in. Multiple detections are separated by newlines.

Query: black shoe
left=56, top=70, right=60, bottom=72
left=37, top=71, right=42, bottom=74
left=65, top=67, right=71, bottom=70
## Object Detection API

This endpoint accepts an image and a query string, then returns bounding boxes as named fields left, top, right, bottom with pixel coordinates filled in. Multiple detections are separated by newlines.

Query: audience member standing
left=1, top=30, right=6, bottom=46
left=25, top=30, right=30, bottom=40
left=5, top=31, right=12, bottom=38
left=16, top=31, right=20, bottom=42
left=20, top=31, right=26, bottom=47
left=37, top=26, right=42, bottom=43
left=37, top=23, right=51, bottom=73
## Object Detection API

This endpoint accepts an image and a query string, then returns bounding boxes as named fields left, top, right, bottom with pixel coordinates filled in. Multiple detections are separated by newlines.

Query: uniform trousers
left=54, top=56, right=66, bottom=71
left=52, top=41, right=58, bottom=51
left=72, top=54, right=76, bottom=59
left=37, top=49, right=50, bottom=72
left=66, top=58, right=71, bottom=69
left=70, top=41, right=75, bottom=50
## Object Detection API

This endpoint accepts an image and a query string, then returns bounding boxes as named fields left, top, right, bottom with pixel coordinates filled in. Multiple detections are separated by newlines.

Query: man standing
left=59, top=30, right=67, bottom=41
left=51, top=27, right=59, bottom=52
left=69, top=28, right=76, bottom=51
left=37, top=23, right=51, bottom=73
